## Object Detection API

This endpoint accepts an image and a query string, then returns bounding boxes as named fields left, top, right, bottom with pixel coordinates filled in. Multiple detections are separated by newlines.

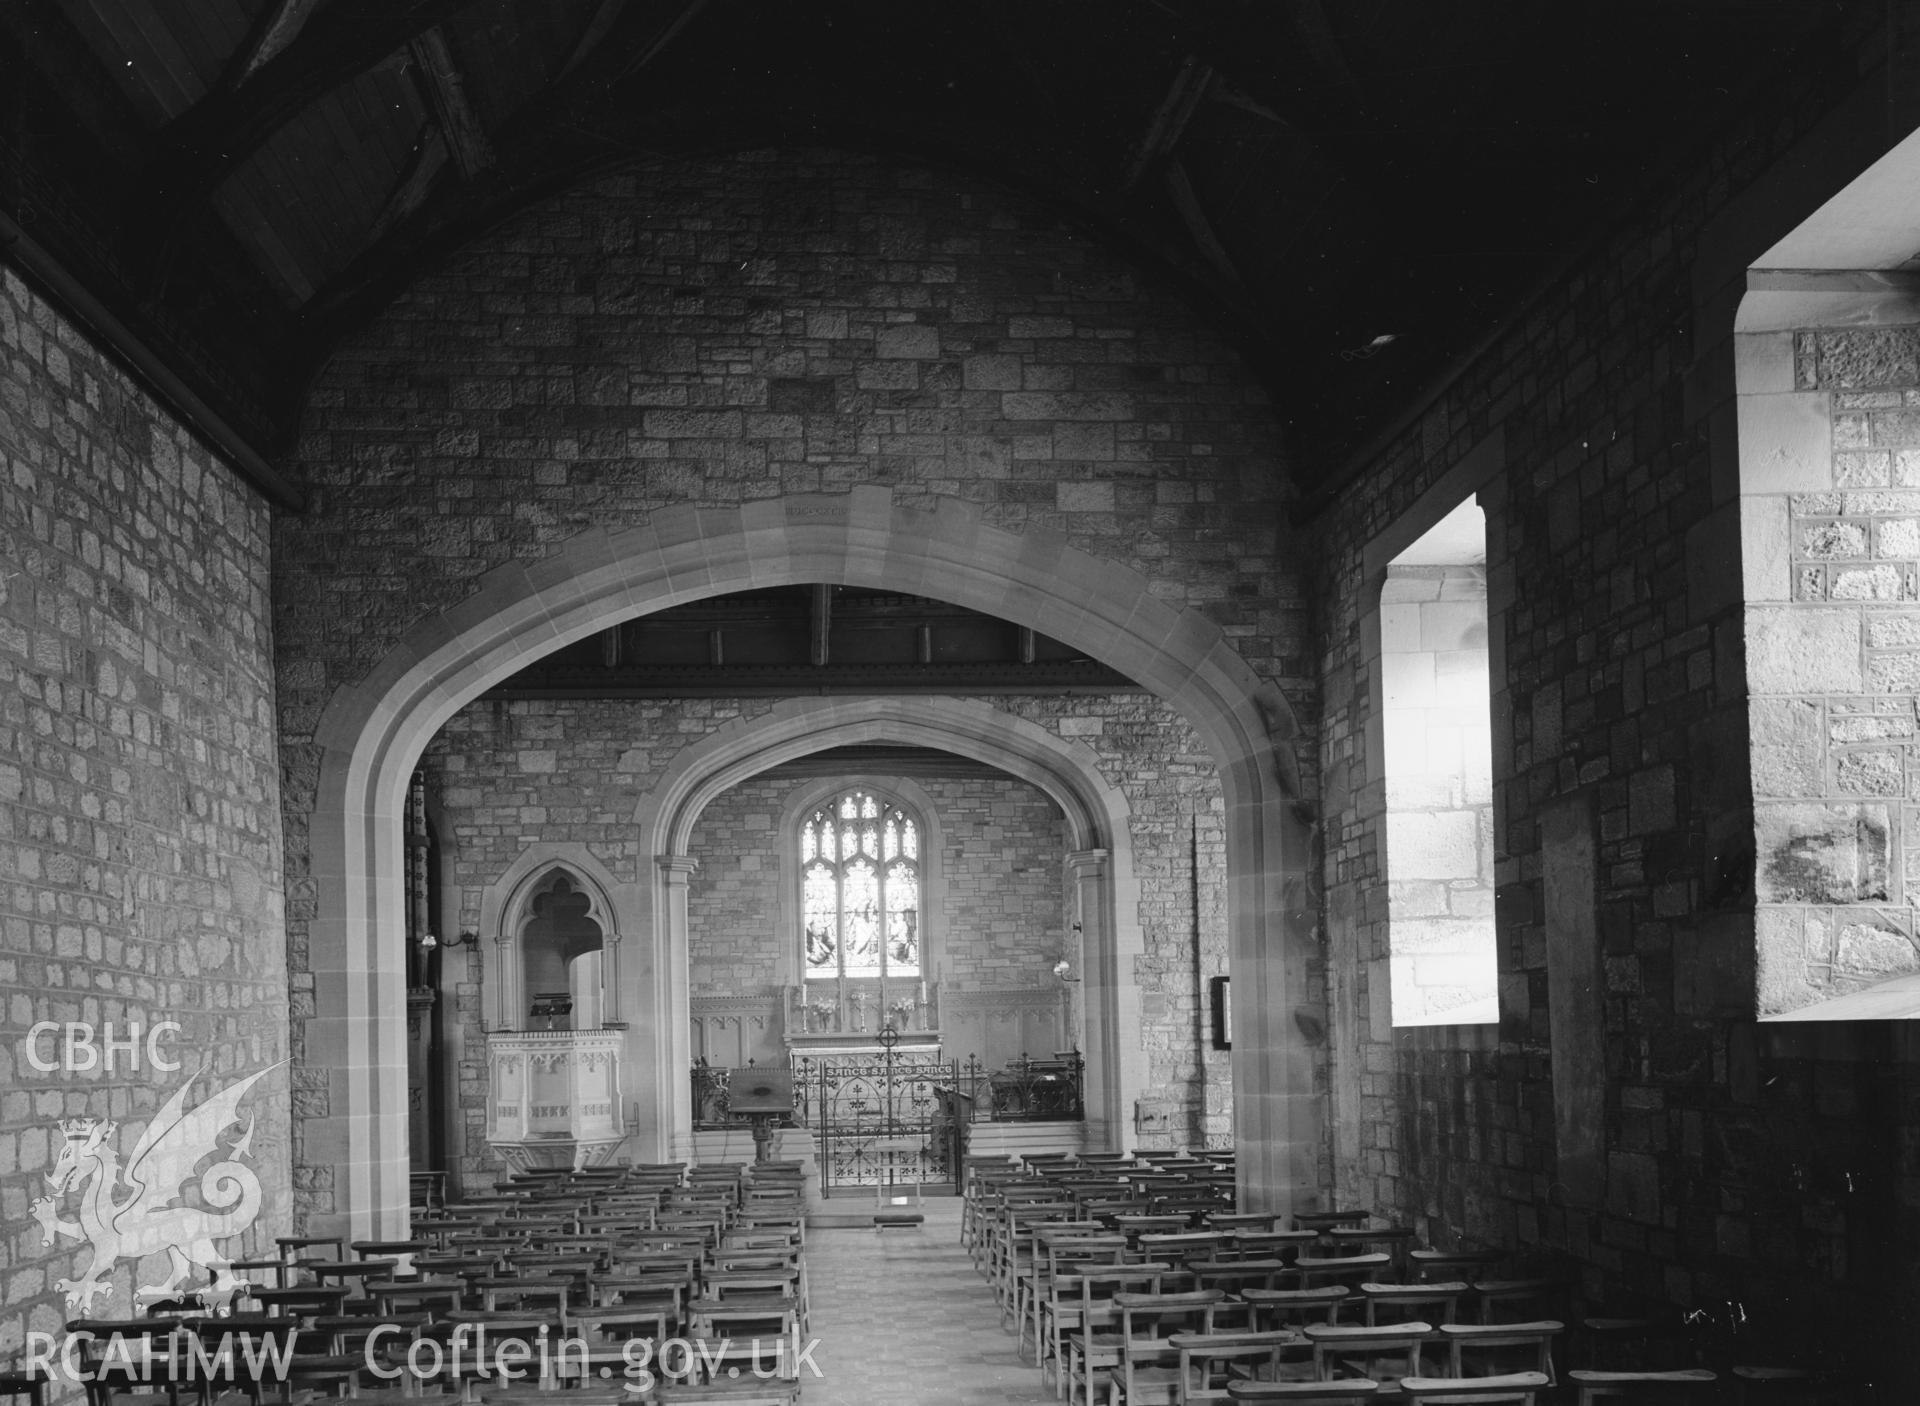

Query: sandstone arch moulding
left=303, top=487, right=1314, bottom=1238
left=632, top=694, right=1147, bottom=1161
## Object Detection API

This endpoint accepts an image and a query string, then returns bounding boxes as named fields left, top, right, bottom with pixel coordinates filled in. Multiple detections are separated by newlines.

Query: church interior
left=7, top=0, right=1920, bottom=1399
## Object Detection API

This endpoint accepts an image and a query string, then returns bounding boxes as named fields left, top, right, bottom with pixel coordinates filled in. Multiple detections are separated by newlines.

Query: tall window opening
left=1382, top=496, right=1498, bottom=1026
left=802, top=790, right=921, bottom=980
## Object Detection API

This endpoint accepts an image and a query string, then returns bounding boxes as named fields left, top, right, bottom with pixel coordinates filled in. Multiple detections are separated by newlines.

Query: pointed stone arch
left=302, top=486, right=1313, bottom=1237
left=474, top=845, right=638, bottom=1034
left=627, top=694, right=1148, bottom=1156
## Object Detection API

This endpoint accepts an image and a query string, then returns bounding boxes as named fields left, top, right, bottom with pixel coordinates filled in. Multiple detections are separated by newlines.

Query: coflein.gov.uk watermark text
left=23, top=1325, right=825, bottom=1392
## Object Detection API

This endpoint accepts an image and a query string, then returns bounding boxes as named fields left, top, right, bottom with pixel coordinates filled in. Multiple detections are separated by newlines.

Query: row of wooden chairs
left=55, top=1159, right=813, bottom=1406
left=963, top=1159, right=1870, bottom=1404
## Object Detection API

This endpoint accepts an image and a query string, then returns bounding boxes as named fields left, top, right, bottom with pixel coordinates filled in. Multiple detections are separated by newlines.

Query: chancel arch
left=301, top=489, right=1311, bottom=1238
left=633, top=694, right=1147, bottom=1160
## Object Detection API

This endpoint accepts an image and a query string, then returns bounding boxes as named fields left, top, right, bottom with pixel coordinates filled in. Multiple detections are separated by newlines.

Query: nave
left=18, top=1145, right=1877, bottom=1406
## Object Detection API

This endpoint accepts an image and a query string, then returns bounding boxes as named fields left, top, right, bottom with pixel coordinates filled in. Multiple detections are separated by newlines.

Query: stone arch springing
left=299, top=487, right=1311, bottom=1237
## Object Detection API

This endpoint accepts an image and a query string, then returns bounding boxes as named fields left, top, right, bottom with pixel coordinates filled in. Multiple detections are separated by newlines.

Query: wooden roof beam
left=150, top=0, right=484, bottom=203
left=365, top=124, right=451, bottom=247
left=299, top=0, right=723, bottom=331
left=407, top=27, right=494, bottom=179
left=557, top=0, right=629, bottom=81
left=811, top=585, right=833, bottom=668
left=1164, top=157, right=1245, bottom=290
left=1124, top=54, right=1213, bottom=193
left=221, top=0, right=326, bottom=91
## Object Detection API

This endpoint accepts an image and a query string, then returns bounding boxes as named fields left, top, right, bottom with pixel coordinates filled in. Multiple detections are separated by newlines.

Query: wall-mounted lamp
left=421, top=931, right=480, bottom=949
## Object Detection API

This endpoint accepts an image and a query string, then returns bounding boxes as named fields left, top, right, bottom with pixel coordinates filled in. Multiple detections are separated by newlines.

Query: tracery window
left=801, top=791, right=920, bottom=980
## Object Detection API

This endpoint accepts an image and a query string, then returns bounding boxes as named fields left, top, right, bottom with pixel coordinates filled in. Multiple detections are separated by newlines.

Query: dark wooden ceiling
left=0, top=0, right=1864, bottom=502
left=488, top=584, right=1140, bottom=697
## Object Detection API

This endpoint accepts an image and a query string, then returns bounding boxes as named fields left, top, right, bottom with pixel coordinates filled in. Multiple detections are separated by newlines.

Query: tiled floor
left=801, top=1198, right=1060, bottom=1405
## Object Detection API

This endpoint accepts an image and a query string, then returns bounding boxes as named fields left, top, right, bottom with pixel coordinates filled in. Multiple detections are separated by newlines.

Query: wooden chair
left=1408, top=1249, right=1503, bottom=1284
left=1188, top=1260, right=1295, bottom=1323
left=554, top=1306, right=674, bottom=1397
left=1302, top=1322, right=1435, bottom=1392
left=684, top=1302, right=796, bottom=1344
left=242, top=1283, right=351, bottom=1318
left=367, top=1278, right=463, bottom=1319
left=1568, top=1369, right=1719, bottom=1403
left=1401, top=1373, right=1551, bottom=1404
left=1228, top=1230, right=1320, bottom=1263
left=1468, top=1278, right=1569, bottom=1324
left=1356, top=1281, right=1467, bottom=1328
left=1294, top=1254, right=1394, bottom=1291
left=475, top=1275, right=571, bottom=1315
left=1114, top=1290, right=1229, bottom=1406
left=1440, top=1321, right=1562, bottom=1385
left=0, top=1368, right=47, bottom=1406
left=1291, top=1211, right=1372, bottom=1236
left=1137, top=1232, right=1235, bottom=1265
left=1111, top=1214, right=1197, bottom=1243
left=1204, top=1213, right=1281, bottom=1232
left=1060, top=1267, right=1171, bottom=1406
left=702, top=1268, right=804, bottom=1334
left=1728, top=1365, right=1868, bottom=1403
left=1323, top=1227, right=1417, bottom=1280
left=1022, top=1232, right=1131, bottom=1366
left=67, top=1319, right=188, bottom=1406
left=1241, top=1286, right=1351, bottom=1334
left=1225, top=1383, right=1382, bottom=1402
left=992, top=1203, right=1075, bottom=1317
left=416, top=1315, right=561, bottom=1401
left=1575, top=1313, right=1696, bottom=1371
left=1170, top=1330, right=1305, bottom=1404
left=665, top=1336, right=799, bottom=1405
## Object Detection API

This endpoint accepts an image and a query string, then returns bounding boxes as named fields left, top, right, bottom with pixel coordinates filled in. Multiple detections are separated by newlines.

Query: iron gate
left=793, top=1027, right=952, bottom=1195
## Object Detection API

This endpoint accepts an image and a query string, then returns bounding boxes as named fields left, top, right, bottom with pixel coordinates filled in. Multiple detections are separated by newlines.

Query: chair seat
left=1401, top=1371, right=1550, bottom=1403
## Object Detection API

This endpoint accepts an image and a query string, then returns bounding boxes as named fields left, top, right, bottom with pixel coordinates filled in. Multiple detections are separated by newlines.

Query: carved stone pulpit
left=485, top=1029, right=625, bottom=1171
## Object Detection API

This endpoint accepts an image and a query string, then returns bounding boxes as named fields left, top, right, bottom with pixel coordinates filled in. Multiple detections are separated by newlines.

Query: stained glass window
left=800, top=790, right=921, bottom=980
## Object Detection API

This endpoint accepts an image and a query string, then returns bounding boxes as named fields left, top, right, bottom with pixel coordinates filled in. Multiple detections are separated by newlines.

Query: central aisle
left=800, top=1198, right=1061, bottom=1405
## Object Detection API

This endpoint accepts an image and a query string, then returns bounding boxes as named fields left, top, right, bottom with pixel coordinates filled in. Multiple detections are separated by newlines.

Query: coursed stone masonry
left=1315, top=51, right=1920, bottom=1382
left=1746, top=327, right=1920, bottom=1010
left=280, top=149, right=1305, bottom=1199
left=421, top=689, right=1231, bottom=1180
left=0, top=270, right=290, bottom=1344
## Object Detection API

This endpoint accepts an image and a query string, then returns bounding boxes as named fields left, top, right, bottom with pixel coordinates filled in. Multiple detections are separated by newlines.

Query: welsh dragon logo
left=31, top=1062, right=282, bottom=1314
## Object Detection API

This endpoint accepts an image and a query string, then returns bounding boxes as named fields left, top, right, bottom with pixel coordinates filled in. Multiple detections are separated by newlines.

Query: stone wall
left=0, top=268, right=290, bottom=1343
left=1313, top=56, right=1920, bottom=1386
left=278, top=148, right=1305, bottom=1195
left=1747, top=325, right=1920, bottom=1011
left=684, top=771, right=1069, bottom=999
left=419, top=688, right=1227, bottom=1180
